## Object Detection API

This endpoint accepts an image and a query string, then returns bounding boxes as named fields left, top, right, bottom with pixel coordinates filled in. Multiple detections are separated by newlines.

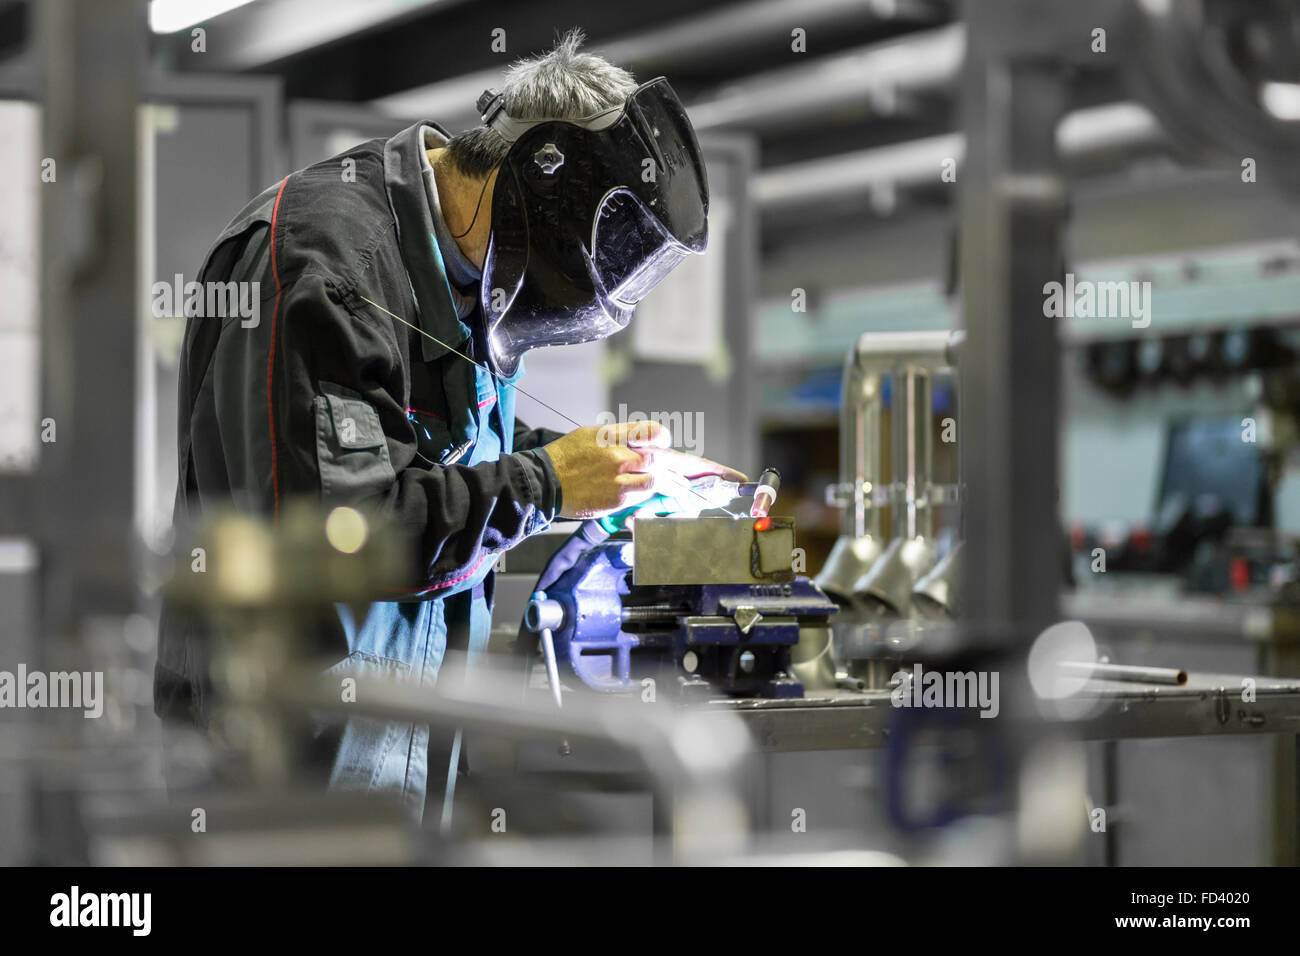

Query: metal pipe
left=1059, top=661, right=1188, bottom=686
left=289, top=664, right=754, bottom=861
left=621, top=606, right=683, bottom=623
left=855, top=328, right=962, bottom=368
left=838, top=329, right=957, bottom=541
left=755, top=101, right=1163, bottom=211
left=912, top=540, right=963, bottom=619
left=814, top=349, right=886, bottom=602
left=373, top=4, right=943, bottom=128
left=893, top=363, right=933, bottom=540
left=686, top=23, right=964, bottom=132
left=817, top=331, right=959, bottom=607
left=848, top=331, right=960, bottom=615
left=840, top=355, right=883, bottom=541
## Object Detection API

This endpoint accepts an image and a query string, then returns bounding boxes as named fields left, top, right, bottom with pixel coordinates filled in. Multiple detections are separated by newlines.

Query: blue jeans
left=322, top=565, right=495, bottom=823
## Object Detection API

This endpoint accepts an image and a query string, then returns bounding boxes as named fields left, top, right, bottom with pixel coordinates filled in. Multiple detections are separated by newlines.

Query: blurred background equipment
left=6, top=0, right=1300, bottom=866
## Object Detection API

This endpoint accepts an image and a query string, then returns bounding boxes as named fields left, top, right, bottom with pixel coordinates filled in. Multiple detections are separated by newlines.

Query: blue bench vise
left=524, top=515, right=837, bottom=700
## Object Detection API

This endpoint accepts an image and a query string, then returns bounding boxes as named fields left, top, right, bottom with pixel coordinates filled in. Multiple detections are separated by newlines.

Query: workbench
left=704, top=673, right=1300, bottom=752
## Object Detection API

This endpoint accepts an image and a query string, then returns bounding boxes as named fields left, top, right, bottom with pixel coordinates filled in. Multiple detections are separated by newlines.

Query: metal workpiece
left=855, top=536, right=939, bottom=618
left=819, top=326, right=959, bottom=620
left=632, top=515, right=797, bottom=586
left=816, top=535, right=885, bottom=608
left=790, top=625, right=838, bottom=691
left=851, top=356, right=939, bottom=615
left=853, top=329, right=964, bottom=369
left=892, top=362, right=934, bottom=541
left=912, top=541, right=964, bottom=620
left=817, top=330, right=963, bottom=605
left=818, top=349, right=886, bottom=603
left=834, top=340, right=884, bottom=529
left=660, top=467, right=781, bottom=518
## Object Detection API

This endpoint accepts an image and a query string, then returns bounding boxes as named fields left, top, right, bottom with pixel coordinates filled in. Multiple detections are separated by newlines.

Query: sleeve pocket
left=314, top=382, right=397, bottom=501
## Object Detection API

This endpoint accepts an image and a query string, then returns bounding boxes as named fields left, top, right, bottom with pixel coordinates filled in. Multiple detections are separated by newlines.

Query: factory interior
left=2, top=0, right=1300, bottom=899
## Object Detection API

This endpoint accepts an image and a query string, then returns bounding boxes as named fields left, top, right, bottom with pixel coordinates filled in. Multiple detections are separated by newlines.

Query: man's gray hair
left=446, top=29, right=637, bottom=178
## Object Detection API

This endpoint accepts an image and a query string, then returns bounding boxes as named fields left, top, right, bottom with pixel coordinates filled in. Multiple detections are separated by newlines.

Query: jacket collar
left=383, top=120, right=472, bottom=363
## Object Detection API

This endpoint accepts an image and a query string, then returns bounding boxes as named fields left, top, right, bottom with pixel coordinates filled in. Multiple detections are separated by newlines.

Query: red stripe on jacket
left=267, top=176, right=290, bottom=521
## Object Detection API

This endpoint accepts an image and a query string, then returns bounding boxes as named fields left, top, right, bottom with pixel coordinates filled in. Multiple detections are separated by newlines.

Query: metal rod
left=839, top=351, right=884, bottom=540
left=892, top=364, right=933, bottom=540
left=539, top=628, right=564, bottom=710
left=622, top=606, right=684, bottom=622
left=1059, top=661, right=1188, bottom=686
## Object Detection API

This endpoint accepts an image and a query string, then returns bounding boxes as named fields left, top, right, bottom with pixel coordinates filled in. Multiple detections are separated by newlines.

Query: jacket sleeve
left=513, top=418, right=566, bottom=453
left=212, top=266, right=561, bottom=593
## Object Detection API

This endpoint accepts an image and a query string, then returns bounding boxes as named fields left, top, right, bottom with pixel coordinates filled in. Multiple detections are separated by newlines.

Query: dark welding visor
left=477, top=77, right=708, bottom=377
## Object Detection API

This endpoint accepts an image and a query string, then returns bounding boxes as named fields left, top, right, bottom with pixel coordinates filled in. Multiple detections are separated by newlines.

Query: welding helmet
left=475, top=77, right=709, bottom=377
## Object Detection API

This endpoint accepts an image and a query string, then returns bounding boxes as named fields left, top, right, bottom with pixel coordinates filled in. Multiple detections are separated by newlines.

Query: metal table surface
left=696, top=673, right=1300, bottom=752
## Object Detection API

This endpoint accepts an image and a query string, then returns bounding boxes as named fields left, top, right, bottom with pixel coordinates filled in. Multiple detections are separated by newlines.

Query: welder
left=154, top=30, right=743, bottom=821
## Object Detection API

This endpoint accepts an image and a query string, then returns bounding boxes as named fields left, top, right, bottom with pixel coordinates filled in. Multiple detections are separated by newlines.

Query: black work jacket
left=154, top=121, right=564, bottom=726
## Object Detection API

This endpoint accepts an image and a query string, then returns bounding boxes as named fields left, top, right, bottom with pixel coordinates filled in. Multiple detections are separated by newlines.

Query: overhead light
left=1261, top=82, right=1300, bottom=120
left=149, top=0, right=258, bottom=34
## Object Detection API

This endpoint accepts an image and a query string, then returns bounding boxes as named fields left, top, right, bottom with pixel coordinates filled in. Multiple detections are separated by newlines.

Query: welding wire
left=1058, top=661, right=1188, bottom=686
left=358, top=293, right=586, bottom=430
left=355, top=291, right=732, bottom=517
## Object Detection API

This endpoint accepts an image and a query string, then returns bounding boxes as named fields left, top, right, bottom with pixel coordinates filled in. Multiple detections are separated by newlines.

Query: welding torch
left=627, top=466, right=782, bottom=524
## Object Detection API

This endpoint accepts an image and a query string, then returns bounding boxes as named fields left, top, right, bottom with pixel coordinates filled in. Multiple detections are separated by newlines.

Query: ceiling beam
left=156, top=0, right=471, bottom=70
left=371, top=0, right=934, bottom=126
